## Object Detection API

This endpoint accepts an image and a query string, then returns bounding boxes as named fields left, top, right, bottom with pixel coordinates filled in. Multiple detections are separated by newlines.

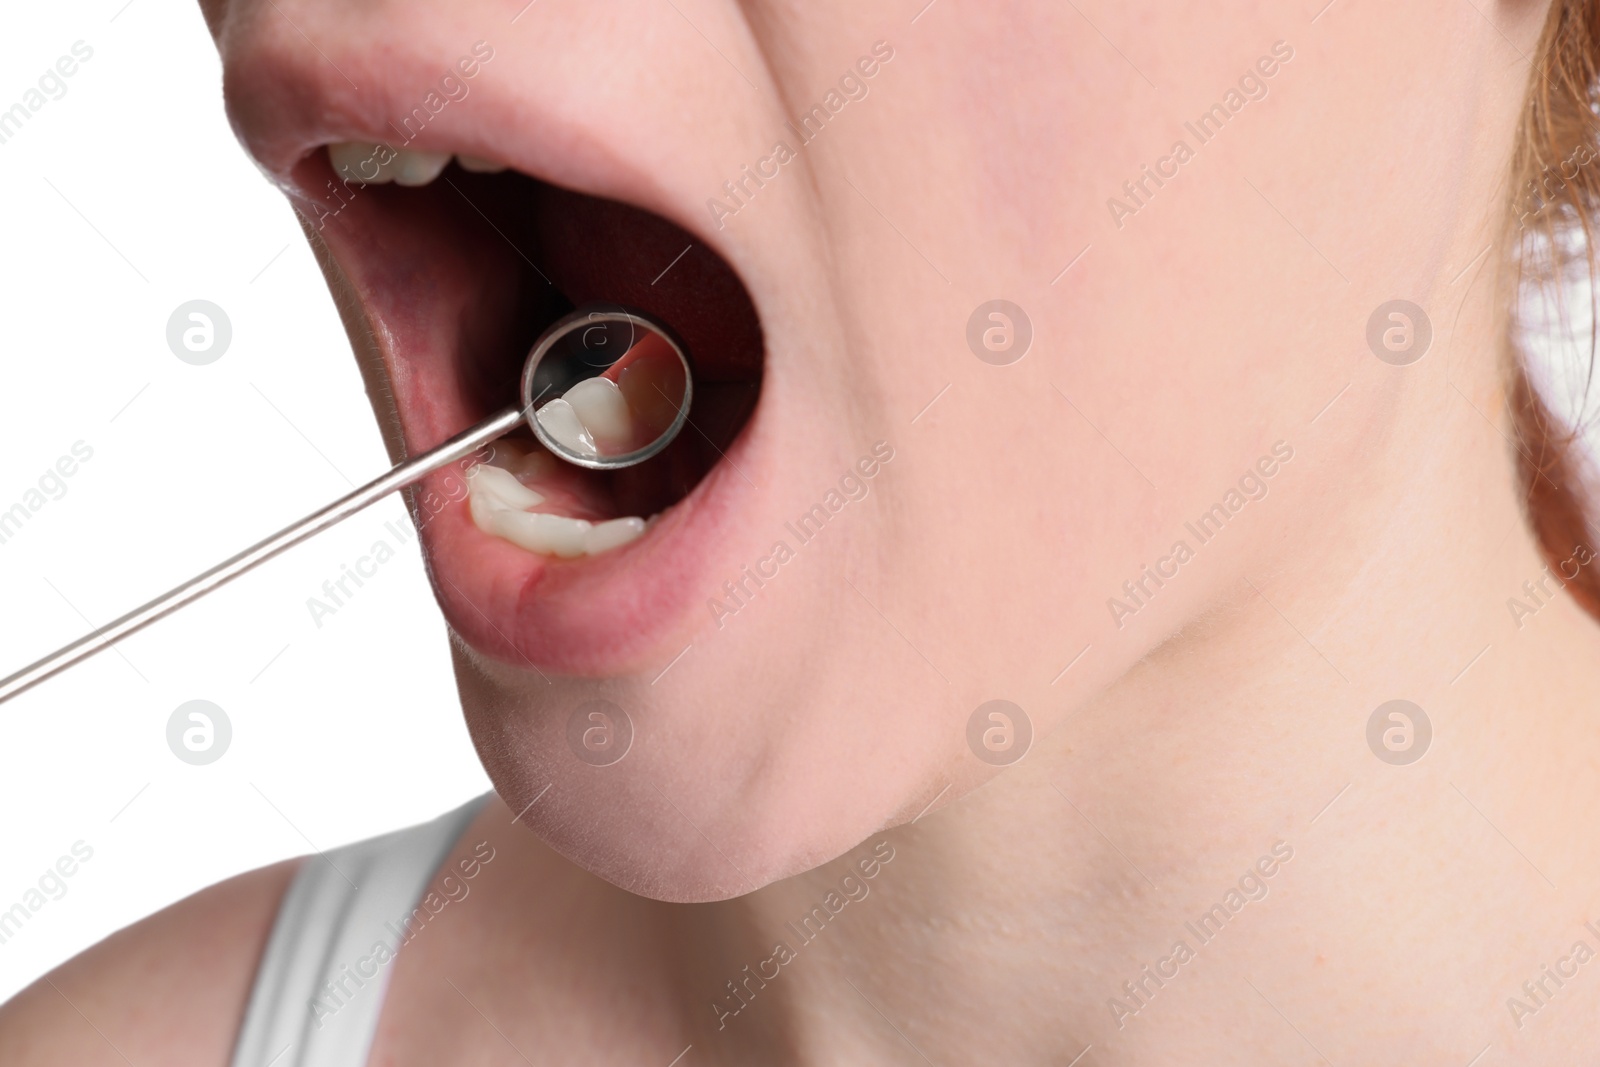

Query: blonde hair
left=1508, top=0, right=1600, bottom=619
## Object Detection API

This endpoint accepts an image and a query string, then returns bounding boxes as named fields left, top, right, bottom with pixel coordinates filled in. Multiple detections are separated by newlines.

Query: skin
left=8, top=0, right=1600, bottom=1062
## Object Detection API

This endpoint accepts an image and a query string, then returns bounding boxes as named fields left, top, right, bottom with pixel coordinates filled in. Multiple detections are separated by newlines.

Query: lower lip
left=413, top=422, right=756, bottom=677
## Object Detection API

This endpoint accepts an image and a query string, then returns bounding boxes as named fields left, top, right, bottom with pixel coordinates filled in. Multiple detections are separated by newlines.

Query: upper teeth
left=466, top=462, right=647, bottom=559
left=535, top=376, right=646, bottom=458
left=534, top=398, right=597, bottom=458
left=326, top=141, right=506, bottom=187
left=561, top=378, right=634, bottom=451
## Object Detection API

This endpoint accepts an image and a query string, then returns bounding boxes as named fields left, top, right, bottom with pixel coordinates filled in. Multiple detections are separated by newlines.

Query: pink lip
left=224, top=51, right=765, bottom=677
left=419, top=454, right=752, bottom=674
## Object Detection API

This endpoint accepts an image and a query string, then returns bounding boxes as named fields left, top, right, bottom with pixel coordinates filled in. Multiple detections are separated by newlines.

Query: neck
left=713, top=344, right=1600, bottom=1063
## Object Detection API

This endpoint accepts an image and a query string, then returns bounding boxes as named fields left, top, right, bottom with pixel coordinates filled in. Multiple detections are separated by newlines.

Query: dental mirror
left=0, top=304, right=694, bottom=705
left=525, top=306, right=693, bottom=469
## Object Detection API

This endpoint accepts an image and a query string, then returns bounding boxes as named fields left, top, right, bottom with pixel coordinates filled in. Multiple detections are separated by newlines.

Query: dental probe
left=0, top=306, right=693, bottom=706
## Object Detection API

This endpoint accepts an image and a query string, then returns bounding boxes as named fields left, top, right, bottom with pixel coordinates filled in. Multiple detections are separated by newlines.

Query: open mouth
left=290, top=141, right=766, bottom=674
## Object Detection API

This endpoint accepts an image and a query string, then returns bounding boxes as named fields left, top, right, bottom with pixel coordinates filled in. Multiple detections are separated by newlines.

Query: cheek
left=820, top=9, right=1385, bottom=753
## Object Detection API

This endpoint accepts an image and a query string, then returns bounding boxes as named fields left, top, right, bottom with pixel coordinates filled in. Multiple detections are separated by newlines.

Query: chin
left=450, top=633, right=949, bottom=903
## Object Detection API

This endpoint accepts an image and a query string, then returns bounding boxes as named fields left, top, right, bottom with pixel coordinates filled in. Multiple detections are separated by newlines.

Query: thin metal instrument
left=0, top=306, right=692, bottom=705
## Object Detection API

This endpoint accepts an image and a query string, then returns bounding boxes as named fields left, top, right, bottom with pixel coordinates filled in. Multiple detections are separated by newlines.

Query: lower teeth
left=466, top=460, right=648, bottom=559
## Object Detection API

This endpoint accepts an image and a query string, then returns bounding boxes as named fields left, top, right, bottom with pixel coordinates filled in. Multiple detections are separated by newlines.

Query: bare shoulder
left=0, top=859, right=298, bottom=1067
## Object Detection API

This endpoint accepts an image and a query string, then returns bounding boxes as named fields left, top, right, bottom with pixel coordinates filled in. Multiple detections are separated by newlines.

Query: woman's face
left=202, top=0, right=1526, bottom=899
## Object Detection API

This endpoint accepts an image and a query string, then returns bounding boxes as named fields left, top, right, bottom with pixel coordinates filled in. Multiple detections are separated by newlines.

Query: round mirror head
left=520, top=305, right=694, bottom=470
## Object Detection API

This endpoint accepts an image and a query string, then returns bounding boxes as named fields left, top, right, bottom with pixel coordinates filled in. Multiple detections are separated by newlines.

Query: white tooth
left=585, top=517, right=647, bottom=555
left=469, top=480, right=505, bottom=532
left=465, top=456, right=650, bottom=558
left=489, top=510, right=592, bottom=558
left=467, top=464, right=545, bottom=509
left=457, top=154, right=507, bottom=173
left=563, top=377, right=634, bottom=452
left=535, top=398, right=598, bottom=457
left=390, top=148, right=451, bottom=186
left=328, top=141, right=393, bottom=184
left=467, top=471, right=538, bottom=533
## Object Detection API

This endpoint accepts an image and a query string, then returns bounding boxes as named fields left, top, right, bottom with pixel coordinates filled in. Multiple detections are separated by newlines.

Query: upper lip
left=214, top=15, right=769, bottom=676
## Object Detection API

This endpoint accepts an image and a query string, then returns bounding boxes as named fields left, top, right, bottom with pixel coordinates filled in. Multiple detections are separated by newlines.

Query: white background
left=0, top=1, right=489, bottom=1002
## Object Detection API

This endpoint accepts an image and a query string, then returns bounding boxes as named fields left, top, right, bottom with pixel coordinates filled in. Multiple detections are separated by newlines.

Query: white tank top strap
left=229, top=793, right=492, bottom=1067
